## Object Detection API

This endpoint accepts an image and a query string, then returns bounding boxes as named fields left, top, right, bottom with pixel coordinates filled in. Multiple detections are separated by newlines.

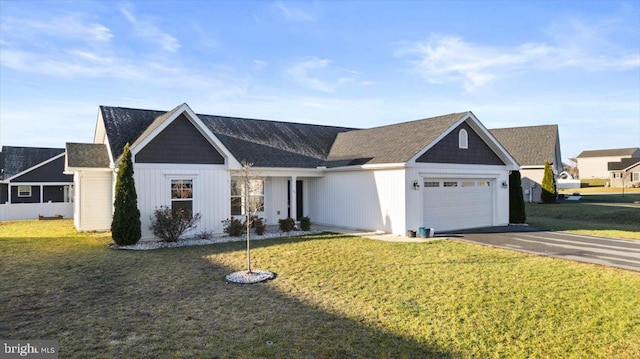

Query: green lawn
left=526, top=195, right=640, bottom=240
left=1, top=220, right=639, bottom=358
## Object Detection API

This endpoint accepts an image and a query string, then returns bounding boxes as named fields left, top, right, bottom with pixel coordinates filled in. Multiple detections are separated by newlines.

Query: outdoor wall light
left=413, top=180, right=420, bottom=190
left=502, top=181, right=508, bottom=188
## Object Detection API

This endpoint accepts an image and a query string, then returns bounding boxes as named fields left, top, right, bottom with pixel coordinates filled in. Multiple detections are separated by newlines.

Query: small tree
left=509, top=171, right=526, bottom=223
left=232, top=161, right=263, bottom=273
left=541, top=160, right=557, bottom=204
left=111, top=143, right=141, bottom=245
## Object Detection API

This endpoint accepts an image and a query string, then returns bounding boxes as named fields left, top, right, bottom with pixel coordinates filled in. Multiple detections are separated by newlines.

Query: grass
left=559, top=187, right=640, bottom=195
left=526, top=194, right=640, bottom=240
left=1, top=220, right=639, bottom=358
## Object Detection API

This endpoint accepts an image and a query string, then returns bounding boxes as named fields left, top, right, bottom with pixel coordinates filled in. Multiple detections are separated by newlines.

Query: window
left=633, top=173, right=640, bottom=182
left=613, top=173, right=622, bottom=179
left=443, top=181, right=458, bottom=187
left=461, top=181, right=475, bottom=187
left=231, top=179, right=264, bottom=215
left=478, top=181, right=491, bottom=187
left=423, top=181, right=440, bottom=187
left=17, top=185, right=32, bottom=197
left=458, top=129, right=468, bottom=149
left=171, top=179, right=193, bottom=213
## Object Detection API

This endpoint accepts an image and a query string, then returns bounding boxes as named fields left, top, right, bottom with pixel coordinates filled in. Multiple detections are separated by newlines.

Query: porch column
left=7, top=185, right=12, bottom=204
left=40, top=185, right=44, bottom=203
left=290, top=175, right=297, bottom=221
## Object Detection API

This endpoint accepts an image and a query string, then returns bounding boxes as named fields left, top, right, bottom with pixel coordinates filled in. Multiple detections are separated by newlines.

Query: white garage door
left=423, top=179, right=494, bottom=232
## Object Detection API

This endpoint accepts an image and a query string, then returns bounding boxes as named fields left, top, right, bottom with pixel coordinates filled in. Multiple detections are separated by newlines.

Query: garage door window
left=461, top=181, right=475, bottom=187
left=478, top=181, right=491, bottom=187
left=424, top=181, right=440, bottom=187
left=443, top=181, right=458, bottom=187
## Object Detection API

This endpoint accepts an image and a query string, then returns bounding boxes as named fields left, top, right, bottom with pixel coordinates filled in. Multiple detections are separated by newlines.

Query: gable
left=416, top=122, right=505, bottom=165
left=490, top=125, right=559, bottom=167
left=12, top=155, right=72, bottom=183
left=135, top=114, right=225, bottom=164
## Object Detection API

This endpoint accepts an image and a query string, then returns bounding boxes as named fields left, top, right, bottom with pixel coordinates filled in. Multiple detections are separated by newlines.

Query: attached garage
left=422, top=178, right=494, bottom=231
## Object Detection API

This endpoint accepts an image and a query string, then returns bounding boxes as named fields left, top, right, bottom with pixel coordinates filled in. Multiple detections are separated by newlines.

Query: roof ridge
left=344, top=112, right=468, bottom=133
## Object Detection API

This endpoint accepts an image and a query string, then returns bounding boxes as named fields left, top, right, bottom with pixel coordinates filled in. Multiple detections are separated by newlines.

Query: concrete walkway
left=312, top=224, right=443, bottom=243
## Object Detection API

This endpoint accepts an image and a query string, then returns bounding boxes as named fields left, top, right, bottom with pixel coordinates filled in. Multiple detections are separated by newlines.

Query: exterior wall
left=134, top=164, right=230, bottom=239
left=308, top=168, right=407, bottom=235
left=76, top=171, right=113, bottom=231
left=264, top=177, right=289, bottom=225
left=12, top=156, right=72, bottom=183
left=10, top=185, right=41, bottom=203
left=416, top=123, right=505, bottom=165
left=404, top=164, right=511, bottom=231
left=135, top=115, right=225, bottom=164
left=610, top=167, right=640, bottom=187
left=0, top=183, right=7, bottom=203
left=578, top=156, right=632, bottom=179
left=520, top=168, right=544, bottom=203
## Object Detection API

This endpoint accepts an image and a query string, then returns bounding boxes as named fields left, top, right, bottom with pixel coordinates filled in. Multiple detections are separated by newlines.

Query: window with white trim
left=458, top=129, right=468, bottom=149
left=633, top=172, right=640, bottom=182
left=17, top=185, right=32, bottom=197
left=171, top=179, right=193, bottom=213
left=231, top=179, right=264, bottom=215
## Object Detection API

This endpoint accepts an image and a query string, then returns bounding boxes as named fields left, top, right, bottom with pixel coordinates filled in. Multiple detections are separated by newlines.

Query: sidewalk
left=312, top=224, right=444, bottom=243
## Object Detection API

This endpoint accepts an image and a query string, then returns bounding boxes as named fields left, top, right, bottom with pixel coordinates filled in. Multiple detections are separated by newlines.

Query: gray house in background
left=608, top=158, right=640, bottom=188
left=490, top=125, right=562, bottom=203
left=0, top=146, right=74, bottom=220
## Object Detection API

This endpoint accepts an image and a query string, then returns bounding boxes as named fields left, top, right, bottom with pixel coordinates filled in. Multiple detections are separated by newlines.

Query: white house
left=576, top=148, right=640, bottom=179
left=65, top=103, right=519, bottom=238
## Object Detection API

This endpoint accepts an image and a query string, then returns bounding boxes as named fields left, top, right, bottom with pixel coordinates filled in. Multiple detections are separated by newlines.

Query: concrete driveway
left=446, top=226, right=640, bottom=272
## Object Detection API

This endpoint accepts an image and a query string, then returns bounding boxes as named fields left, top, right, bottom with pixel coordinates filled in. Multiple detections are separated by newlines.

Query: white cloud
left=398, top=17, right=640, bottom=92
left=119, top=5, right=181, bottom=52
left=286, top=58, right=356, bottom=93
left=1, top=13, right=113, bottom=43
left=274, top=1, right=316, bottom=22
left=253, top=59, right=268, bottom=71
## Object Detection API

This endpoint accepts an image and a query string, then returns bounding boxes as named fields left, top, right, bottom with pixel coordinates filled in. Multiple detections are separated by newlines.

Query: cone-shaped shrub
left=541, top=160, right=557, bottom=204
left=509, top=171, right=526, bottom=223
left=111, top=143, right=141, bottom=245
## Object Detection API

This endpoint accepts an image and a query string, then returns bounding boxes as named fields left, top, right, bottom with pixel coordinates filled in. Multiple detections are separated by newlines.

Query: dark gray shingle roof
left=65, top=143, right=111, bottom=168
left=490, top=125, right=559, bottom=166
left=0, top=146, right=65, bottom=180
left=577, top=147, right=640, bottom=158
left=100, top=106, right=355, bottom=168
left=327, top=112, right=467, bottom=165
left=608, top=157, right=640, bottom=171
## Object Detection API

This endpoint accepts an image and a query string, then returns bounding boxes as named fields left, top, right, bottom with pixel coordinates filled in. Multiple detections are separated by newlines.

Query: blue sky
left=1, top=0, right=639, bottom=162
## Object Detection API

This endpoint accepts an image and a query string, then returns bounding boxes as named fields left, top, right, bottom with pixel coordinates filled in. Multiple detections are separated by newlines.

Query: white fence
left=0, top=202, right=74, bottom=221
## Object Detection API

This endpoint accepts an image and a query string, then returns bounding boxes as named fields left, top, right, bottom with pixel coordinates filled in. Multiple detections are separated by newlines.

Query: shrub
left=541, top=160, right=557, bottom=204
left=252, top=216, right=266, bottom=235
left=509, top=171, right=526, bottom=224
left=300, top=216, right=311, bottom=231
left=222, top=217, right=244, bottom=237
left=149, top=206, right=201, bottom=242
left=111, top=143, right=141, bottom=246
left=278, top=217, right=295, bottom=232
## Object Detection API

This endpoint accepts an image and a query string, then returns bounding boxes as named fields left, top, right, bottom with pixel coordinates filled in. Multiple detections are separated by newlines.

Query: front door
left=287, top=180, right=303, bottom=220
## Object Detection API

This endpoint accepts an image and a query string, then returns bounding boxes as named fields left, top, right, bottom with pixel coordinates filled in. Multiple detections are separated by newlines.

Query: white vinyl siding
left=77, top=171, right=113, bottom=231
left=309, top=168, right=406, bottom=235
left=134, top=165, right=229, bottom=239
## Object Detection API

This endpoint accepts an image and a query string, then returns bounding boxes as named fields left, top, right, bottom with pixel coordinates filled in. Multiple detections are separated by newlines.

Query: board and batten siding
left=134, top=164, right=230, bottom=239
left=308, top=168, right=407, bottom=235
left=76, top=171, right=113, bottom=231
left=404, top=164, right=511, bottom=232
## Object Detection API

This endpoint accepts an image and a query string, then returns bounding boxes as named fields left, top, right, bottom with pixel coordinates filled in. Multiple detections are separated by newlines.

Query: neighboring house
left=0, top=146, right=74, bottom=220
left=65, top=103, right=518, bottom=238
left=575, top=148, right=640, bottom=179
left=490, top=125, right=562, bottom=203
left=608, top=158, right=640, bottom=187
